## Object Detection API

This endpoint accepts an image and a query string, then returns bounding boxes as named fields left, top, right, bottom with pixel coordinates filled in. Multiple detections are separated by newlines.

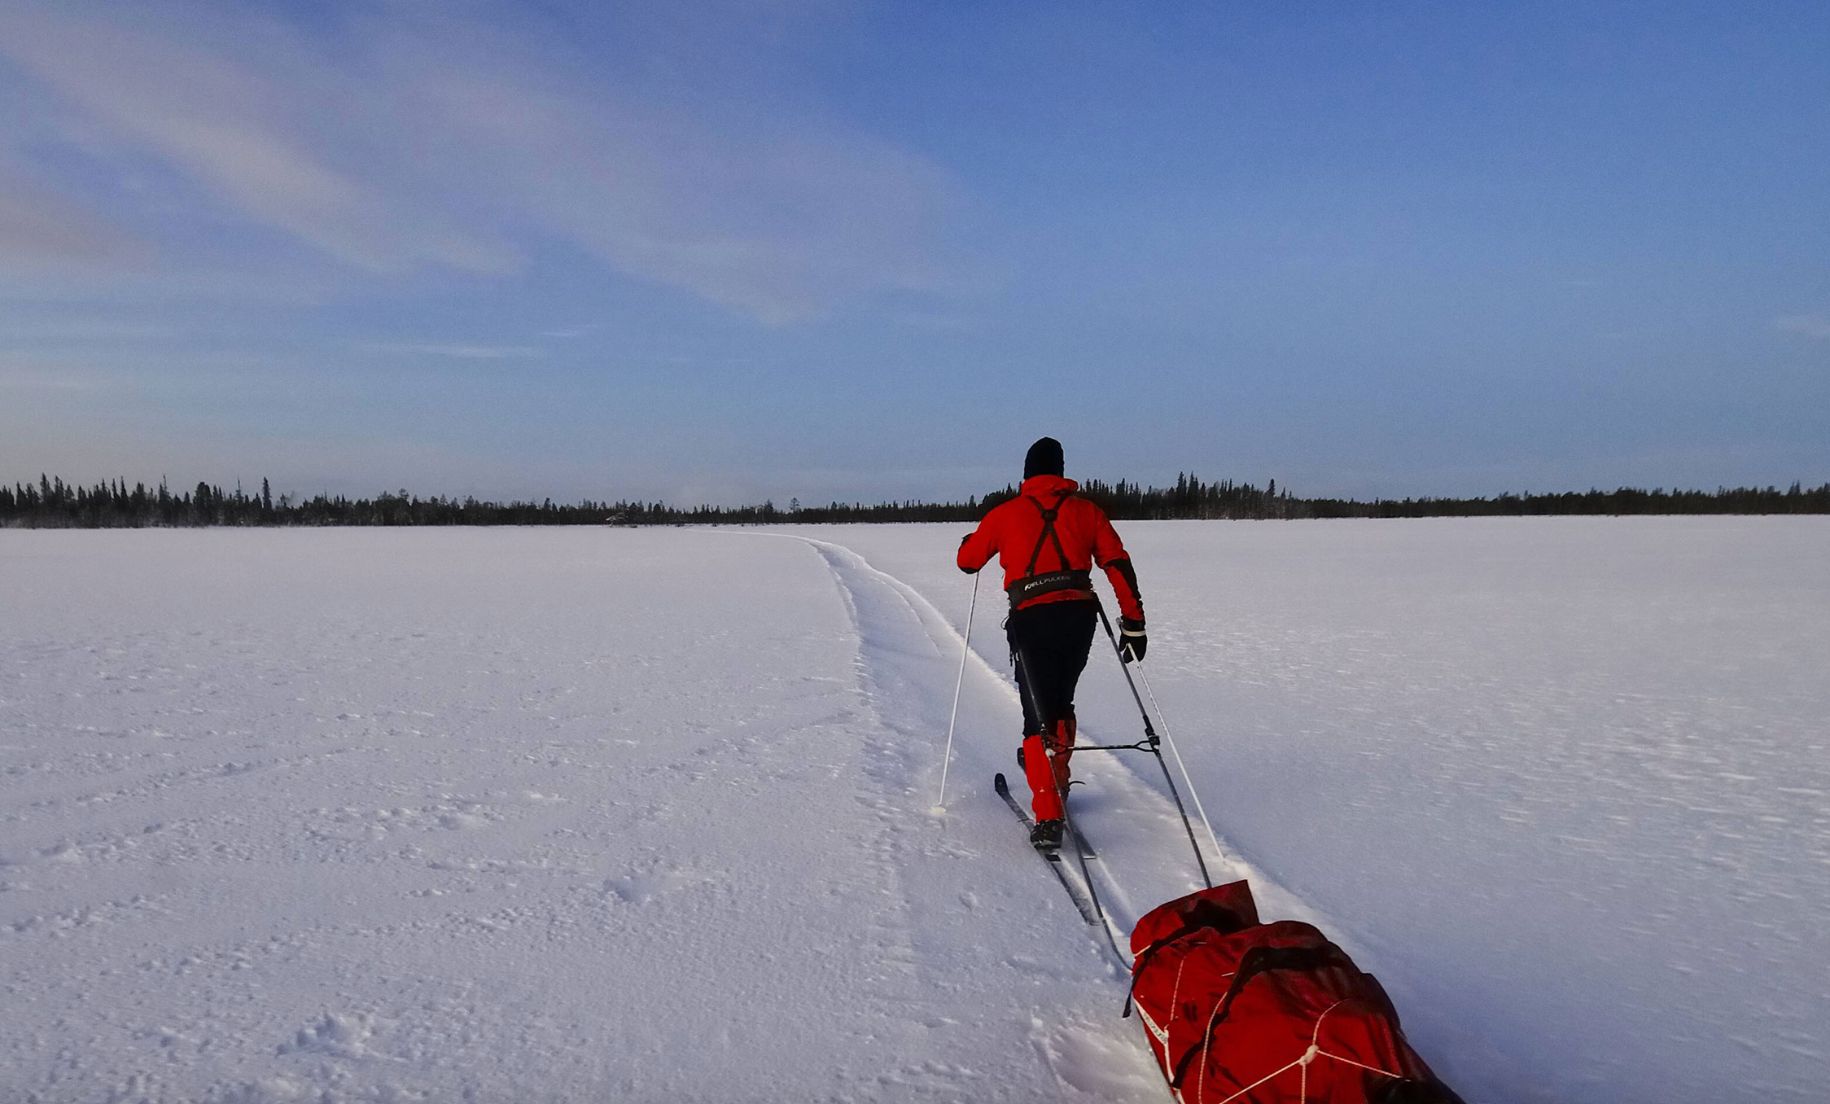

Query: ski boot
left=1029, top=818, right=1064, bottom=851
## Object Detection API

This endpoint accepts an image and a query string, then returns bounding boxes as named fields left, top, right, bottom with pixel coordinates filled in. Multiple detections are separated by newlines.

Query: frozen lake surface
left=3, top=519, right=1825, bottom=1102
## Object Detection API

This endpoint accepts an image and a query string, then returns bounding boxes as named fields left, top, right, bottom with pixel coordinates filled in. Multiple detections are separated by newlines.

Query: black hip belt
left=1007, top=569, right=1093, bottom=607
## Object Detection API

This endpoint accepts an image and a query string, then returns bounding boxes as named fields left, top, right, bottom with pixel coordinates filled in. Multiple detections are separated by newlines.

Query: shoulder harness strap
left=1021, top=492, right=1074, bottom=577
left=1008, top=491, right=1093, bottom=608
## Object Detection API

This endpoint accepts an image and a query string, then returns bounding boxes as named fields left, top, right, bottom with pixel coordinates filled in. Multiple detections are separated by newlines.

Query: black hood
left=1023, top=437, right=1064, bottom=480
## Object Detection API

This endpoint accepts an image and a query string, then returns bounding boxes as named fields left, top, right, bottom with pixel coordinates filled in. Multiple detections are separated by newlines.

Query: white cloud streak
left=1774, top=314, right=1830, bottom=340
left=0, top=165, right=148, bottom=269
left=0, top=362, right=113, bottom=393
left=357, top=342, right=543, bottom=360
left=539, top=324, right=600, bottom=339
left=0, top=4, right=965, bottom=322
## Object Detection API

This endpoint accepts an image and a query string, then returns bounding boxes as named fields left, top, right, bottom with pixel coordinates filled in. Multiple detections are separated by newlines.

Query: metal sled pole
left=1133, top=661, right=1228, bottom=873
left=933, top=572, right=980, bottom=812
left=1094, top=599, right=1213, bottom=888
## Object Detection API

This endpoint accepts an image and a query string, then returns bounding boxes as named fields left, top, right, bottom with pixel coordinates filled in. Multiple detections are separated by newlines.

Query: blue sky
left=2, top=1, right=1826, bottom=505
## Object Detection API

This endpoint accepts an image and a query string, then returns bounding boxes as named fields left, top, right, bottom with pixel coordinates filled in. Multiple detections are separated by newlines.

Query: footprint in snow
left=604, top=866, right=716, bottom=905
left=277, top=1011, right=385, bottom=1059
left=1029, top=1014, right=1163, bottom=1100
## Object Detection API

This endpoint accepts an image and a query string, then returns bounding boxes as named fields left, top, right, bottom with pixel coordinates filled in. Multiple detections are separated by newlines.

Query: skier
left=957, top=436, right=1146, bottom=850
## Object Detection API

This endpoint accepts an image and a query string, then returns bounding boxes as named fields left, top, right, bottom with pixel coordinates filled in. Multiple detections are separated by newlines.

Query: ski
left=994, top=772, right=1099, bottom=926
left=1062, top=798, right=1098, bottom=859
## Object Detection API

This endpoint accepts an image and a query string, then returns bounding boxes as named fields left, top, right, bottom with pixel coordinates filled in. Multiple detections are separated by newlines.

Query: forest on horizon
left=4, top=472, right=1827, bottom=528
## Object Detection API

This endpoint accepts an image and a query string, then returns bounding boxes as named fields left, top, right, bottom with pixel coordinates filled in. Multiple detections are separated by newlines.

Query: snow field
left=4, top=518, right=1826, bottom=1103
left=2, top=527, right=1176, bottom=1103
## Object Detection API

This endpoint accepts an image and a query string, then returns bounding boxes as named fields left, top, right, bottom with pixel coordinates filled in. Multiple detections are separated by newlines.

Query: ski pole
left=1094, top=600, right=1212, bottom=887
left=932, top=571, right=980, bottom=812
left=1133, top=661, right=1228, bottom=870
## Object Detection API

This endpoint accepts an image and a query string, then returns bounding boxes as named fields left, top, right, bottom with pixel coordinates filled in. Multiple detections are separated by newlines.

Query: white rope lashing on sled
left=1183, top=999, right=1412, bottom=1104
left=1139, top=958, right=1191, bottom=1052
left=1138, top=959, right=1234, bottom=1072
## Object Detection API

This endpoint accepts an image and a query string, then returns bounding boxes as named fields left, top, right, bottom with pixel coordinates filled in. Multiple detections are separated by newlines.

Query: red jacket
left=957, top=474, right=1145, bottom=621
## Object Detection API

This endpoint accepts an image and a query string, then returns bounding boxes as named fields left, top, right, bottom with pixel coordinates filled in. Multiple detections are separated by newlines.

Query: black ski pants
left=1007, top=598, right=1098, bottom=736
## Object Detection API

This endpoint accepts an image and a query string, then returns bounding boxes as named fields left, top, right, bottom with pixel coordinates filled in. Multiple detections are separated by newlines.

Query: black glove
left=1119, top=617, right=1147, bottom=663
left=958, top=534, right=979, bottom=574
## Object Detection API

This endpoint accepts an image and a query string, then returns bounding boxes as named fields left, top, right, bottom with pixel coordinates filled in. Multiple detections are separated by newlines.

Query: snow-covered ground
left=3, top=520, right=1825, bottom=1103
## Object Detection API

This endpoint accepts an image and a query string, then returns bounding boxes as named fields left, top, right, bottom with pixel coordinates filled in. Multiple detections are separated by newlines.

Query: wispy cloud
left=0, top=316, right=179, bottom=347
left=539, top=324, right=601, bottom=339
left=357, top=342, right=543, bottom=361
left=0, top=165, right=149, bottom=271
left=0, top=8, right=522, bottom=276
left=0, top=5, right=966, bottom=322
left=0, top=362, right=113, bottom=393
left=1775, top=314, right=1830, bottom=339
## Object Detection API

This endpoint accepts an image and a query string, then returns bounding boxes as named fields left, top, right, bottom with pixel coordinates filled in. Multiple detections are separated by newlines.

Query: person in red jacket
left=956, top=436, right=1146, bottom=849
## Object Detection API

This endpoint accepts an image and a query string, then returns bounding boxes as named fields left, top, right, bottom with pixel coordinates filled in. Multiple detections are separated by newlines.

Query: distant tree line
left=1293, top=483, right=1830, bottom=519
left=2, top=472, right=1825, bottom=529
left=1071, top=476, right=1830, bottom=519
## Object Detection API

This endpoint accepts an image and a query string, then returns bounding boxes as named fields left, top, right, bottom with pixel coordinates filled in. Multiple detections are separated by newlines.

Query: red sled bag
left=1126, top=881, right=1463, bottom=1104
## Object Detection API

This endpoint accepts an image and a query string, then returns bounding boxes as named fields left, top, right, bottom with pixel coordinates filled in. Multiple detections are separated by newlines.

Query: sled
left=1127, top=881, right=1463, bottom=1104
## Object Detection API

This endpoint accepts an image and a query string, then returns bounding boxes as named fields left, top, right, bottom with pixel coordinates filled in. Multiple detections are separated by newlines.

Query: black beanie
left=1023, top=436, right=1064, bottom=479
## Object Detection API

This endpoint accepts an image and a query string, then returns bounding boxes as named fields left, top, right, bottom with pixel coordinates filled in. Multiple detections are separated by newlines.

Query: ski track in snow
left=780, top=534, right=1462, bottom=1094
left=790, top=534, right=1295, bottom=935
